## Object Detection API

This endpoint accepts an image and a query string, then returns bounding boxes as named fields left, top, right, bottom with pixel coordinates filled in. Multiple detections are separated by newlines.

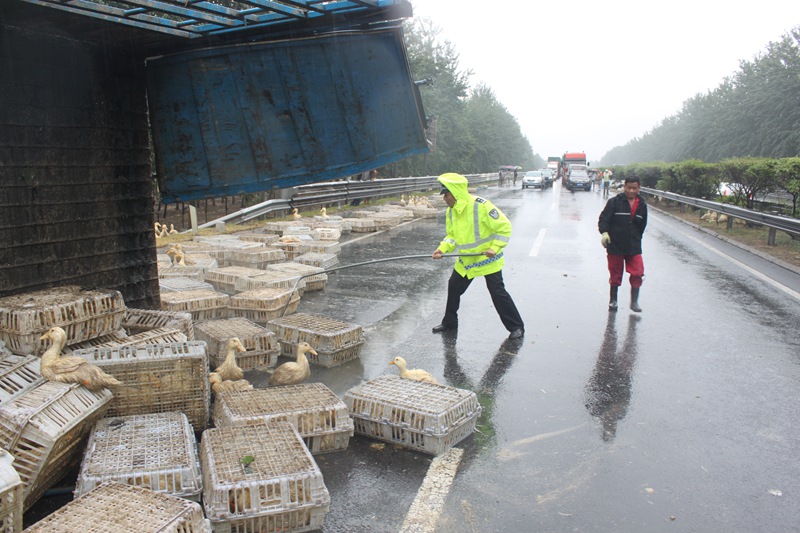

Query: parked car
left=539, top=169, right=554, bottom=187
left=566, top=168, right=592, bottom=191
left=522, top=171, right=545, bottom=189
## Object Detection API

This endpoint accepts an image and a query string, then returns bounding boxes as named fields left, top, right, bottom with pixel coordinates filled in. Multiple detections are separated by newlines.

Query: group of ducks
left=35, top=327, right=436, bottom=397
left=291, top=207, right=328, bottom=220
left=398, top=194, right=433, bottom=208
left=154, top=222, right=179, bottom=238
left=165, top=243, right=194, bottom=266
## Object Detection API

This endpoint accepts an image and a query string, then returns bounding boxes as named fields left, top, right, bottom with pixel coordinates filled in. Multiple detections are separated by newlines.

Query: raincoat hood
left=438, top=173, right=471, bottom=213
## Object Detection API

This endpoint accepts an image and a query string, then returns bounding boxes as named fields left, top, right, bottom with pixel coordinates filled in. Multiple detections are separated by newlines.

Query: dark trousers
left=442, top=269, right=525, bottom=332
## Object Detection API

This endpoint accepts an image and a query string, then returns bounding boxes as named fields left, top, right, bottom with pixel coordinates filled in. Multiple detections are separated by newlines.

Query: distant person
left=602, top=170, right=611, bottom=198
left=432, top=173, right=525, bottom=339
left=598, top=176, right=648, bottom=312
left=513, top=169, right=518, bottom=186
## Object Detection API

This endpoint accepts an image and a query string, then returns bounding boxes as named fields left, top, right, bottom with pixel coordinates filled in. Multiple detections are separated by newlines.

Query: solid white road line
left=655, top=216, right=800, bottom=301
left=529, top=228, right=547, bottom=257
left=400, top=447, right=464, bottom=533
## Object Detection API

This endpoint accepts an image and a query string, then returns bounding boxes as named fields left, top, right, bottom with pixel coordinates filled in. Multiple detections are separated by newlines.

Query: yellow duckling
left=168, top=223, right=179, bottom=235
left=154, top=222, right=162, bottom=237
left=209, top=371, right=253, bottom=393
left=292, top=208, right=302, bottom=221
left=39, top=327, right=122, bottom=391
left=320, top=207, right=328, bottom=218
left=268, top=342, right=316, bottom=386
left=389, top=356, right=438, bottom=384
left=214, top=338, right=247, bottom=382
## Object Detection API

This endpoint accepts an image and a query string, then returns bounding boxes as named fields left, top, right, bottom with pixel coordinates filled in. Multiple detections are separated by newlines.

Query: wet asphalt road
left=271, top=180, right=800, bottom=533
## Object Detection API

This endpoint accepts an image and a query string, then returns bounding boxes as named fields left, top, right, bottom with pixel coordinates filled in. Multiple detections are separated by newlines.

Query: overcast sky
left=410, top=0, right=800, bottom=164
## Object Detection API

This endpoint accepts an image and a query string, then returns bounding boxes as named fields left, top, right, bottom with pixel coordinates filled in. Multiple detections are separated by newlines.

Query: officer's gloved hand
left=600, top=232, right=611, bottom=248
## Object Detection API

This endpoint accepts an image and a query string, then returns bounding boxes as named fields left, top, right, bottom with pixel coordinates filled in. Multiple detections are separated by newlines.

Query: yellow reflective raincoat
left=437, top=173, right=512, bottom=279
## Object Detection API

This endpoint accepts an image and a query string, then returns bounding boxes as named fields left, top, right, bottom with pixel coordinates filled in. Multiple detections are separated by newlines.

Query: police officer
left=432, top=173, right=525, bottom=340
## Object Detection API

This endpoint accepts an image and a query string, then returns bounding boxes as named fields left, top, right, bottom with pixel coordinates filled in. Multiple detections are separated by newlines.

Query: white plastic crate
left=204, top=266, right=267, bottom=294
left=0, top=286, right=125, bottom=355
left=281, top=225, right=314, bottom=236
left=293, top=252, right=339, bottom=269
left=226, top=248, right=287, bottom=270
left=0, top=449, right=22, bottom=533
left=228, top=288, right=300, bottom=324
left=194, top=318, right=279, bottom=371
left=212, top=384, right=354, bottom=455
left=409, top=206, right=438, bottom=218
left=158, top=265, right=208, bottom=280
left=0, top=382, right=113, bottom=510
left=75, top=412, right=202, bottom=501
left=61, top=330, right=130, bottom=354
left=92, top=327, right=188, bottom=348
left=70, top=342, right=210, bottom=430
left=122, top=308, right=194, bottom=340
left=314, top=227, right=341, bottom=241
left=0, top=355, right=44, bottom=405
left=344, top=375, right=482, bottom=455
left=23, top=482, right=211, bottom=532
left=200, top=422, right=330, bottom=531
left=160, top=290, right=230, bottom=322
left=237, top=233, right=279, bottom=245
left=262, top=221, right=294, bottom=234
left=159, top=277, right=215, bottom=294
left=267, top=262, right=327, bottom=291
left=297, top=241, right=341, bottom=256
left=267, top=313, right=363, bottom=368
left=345, top=218, right=376, bottom=233
left=233, top=271, right=306, bottom=294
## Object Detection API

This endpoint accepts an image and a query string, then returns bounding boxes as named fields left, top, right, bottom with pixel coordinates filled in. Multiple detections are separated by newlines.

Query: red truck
left=560, top=152, right=587, bottom=184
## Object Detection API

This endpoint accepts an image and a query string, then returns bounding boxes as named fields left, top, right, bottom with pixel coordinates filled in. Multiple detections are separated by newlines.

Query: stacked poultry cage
left=344, top=376, right=482, bottom=455
left=75, top=412, right=202, bottom=501
left=267, top=313, right=364, bottom=368
left=293, top=252, right=339, bottom=269
left=267, top=262, right=327, bottom=292
left=24, top=482, right=211, bottom=532
left=70, top=341, right=210, bottom=430
left=226, top=247, right=287, bottom=270
left=204, top=266, right=268, bottom=295
left=121, top=307, right=195, bottom=340
left=212, top=384, right=354, bottom=455
left=233, top=270, right=305, bottom=294
left=200, top=422, right=330, bottom=533
left=194, top=317, right=280, bottom=371
left=0, top=354, right=44, bottom=405
left=159, top=277, right=215, bottom=293
left=160, top=289, right=230, bottom=322
left=228, top=287, right=301, bottom=324
left=0, top=448, right=22, bottom=533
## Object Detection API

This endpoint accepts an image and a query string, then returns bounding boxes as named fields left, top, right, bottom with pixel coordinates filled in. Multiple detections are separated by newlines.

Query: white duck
left=292, top=208, right=302, bottom=221
left=208, top=371, right=253, bottom=393
left=268, top=342, right=316, bottom=386
left=168, top=223, right=179, bottom=235
left=214, top=338, right=247, bottom=382
left=320, top=207, right=328, bottom=218
left=389, top=356, right=438, bottom=384
left=39, top=327, right=122, bottom=391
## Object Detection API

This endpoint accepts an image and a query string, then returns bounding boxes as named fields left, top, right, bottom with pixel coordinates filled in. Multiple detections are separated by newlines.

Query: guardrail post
left=727, top=217, right=734, bottom=230
left=768, top=227, right=777, bottom=246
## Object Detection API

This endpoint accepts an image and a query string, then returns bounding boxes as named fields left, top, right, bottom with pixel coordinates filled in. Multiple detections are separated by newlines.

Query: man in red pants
left=598, top=176, right=648, bottom=312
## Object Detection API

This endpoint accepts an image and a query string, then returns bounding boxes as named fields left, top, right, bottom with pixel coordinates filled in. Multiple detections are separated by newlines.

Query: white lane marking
left=400, top=447, right=464, bottom=533
left=529, top=228, right=547, bottom=257
left=655, top=217, right=800, bottom=301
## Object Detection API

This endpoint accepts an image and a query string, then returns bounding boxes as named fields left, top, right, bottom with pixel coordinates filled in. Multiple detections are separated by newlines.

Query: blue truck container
left=146, top=27, right=428, bottom=203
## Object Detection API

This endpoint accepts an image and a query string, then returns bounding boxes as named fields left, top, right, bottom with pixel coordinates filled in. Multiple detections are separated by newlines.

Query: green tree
left=775, top=157, right=800, bottom=216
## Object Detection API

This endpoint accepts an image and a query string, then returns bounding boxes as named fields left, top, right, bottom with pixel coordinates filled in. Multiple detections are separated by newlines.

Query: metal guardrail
left=197, top=173, right=496, bottom=228
left=642, top=187, right=800, bottom=245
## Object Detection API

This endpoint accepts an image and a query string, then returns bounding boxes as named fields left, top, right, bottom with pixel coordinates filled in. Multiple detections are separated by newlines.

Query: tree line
left=392, top=19, right=543, bottom=178
left=600, top=28, right=800, bottom=166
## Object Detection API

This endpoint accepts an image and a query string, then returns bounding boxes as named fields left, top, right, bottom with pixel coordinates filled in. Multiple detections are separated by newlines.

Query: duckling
left=389, top=356, right=438, bottom=384
left=214, top=338, right=246, bottom=382
left=399, top=194, right=406, bottom=207
left=156, top=224, right=169, bottom=238
left=268, top=342, right=316, bottom=386
left=292, top=208, right=301, bottom=221
left=168, top=223, right=179, bottom=235
left=154, top=222, right=162, bottom=237
left=319, top=207, right=328, bottom=218
left=39, top=327, right=122, bottom=391
left=209, top=371, right=253, bottom=393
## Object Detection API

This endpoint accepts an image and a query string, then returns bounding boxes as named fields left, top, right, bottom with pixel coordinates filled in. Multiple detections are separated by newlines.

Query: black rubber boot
left=608, top=285, right=618, bottom=311
left=630, top=287, right=642, bottom=312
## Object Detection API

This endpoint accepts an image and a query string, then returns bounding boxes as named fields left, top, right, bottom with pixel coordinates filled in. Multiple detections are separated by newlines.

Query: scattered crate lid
left=122, top=308, right=194, bottom=340
left=212, top=384, right=354, bottom=454
left=159, top=277, right=215, bottom=294
left=205, top=266, right=268, bottom=294
left=228, top=288, right=301, bottom=324
left=194, top=318, right=279, bottom=371
left=0, top=382, right=113, bottom=510
left=75, top=412, right=202, bottom=501
left=233, top=271, right=305, bottom=294
left=0, top=448, right=23, bottom=533
left=200, top=422, right=330, bottom=526
left=0, top=354, right=44, bottom=405
left=226, top=248, right=288, bottom=270
left=71, top=342, right=210, bottom=430
left=0, top=286, right=125, bottom=355
left=23, top=482, right=211, bottom=532
left=294, top=252, right=339, bottom=269
left=160, top=290, right=230, bottom=322
left=344, top=375, right=481, bottom=455
left=267, top=262, right=327, bottom=292
left=268, top=313, right=363, bottom=368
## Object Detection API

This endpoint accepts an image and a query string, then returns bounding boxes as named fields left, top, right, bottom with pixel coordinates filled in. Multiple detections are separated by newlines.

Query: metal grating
left=17, top=0, right=410, bottom=39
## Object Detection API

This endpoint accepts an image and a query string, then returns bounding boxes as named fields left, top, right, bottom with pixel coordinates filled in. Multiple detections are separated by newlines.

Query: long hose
left=279, top=253, right=485, bottom=317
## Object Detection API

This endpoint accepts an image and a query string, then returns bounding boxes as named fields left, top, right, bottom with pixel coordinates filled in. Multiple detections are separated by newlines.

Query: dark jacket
left=598, top=193, right=648, bottom=255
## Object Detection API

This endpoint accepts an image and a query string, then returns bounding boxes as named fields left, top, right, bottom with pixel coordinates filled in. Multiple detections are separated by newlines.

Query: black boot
left=608, top=285, right=618, bottom=311
left=630, top=287, right=642, bottom=312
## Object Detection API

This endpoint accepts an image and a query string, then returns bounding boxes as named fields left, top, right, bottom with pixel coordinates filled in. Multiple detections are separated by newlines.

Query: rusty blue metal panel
left=146, top=27, right=428, bottom=203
